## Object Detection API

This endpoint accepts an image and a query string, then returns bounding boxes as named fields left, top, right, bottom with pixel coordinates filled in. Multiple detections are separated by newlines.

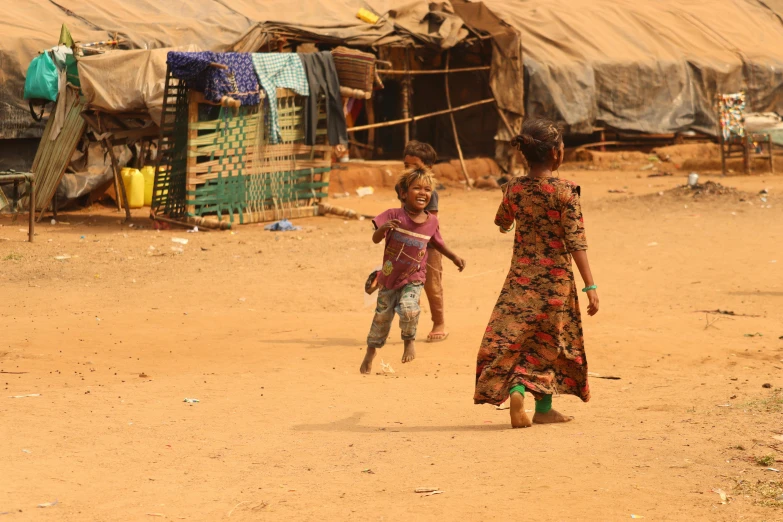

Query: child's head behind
left=403, top=140, right=437, bottom=169
left=511, top=118, right=564, bottom=169
left=398, top=167, right=436, bottom=210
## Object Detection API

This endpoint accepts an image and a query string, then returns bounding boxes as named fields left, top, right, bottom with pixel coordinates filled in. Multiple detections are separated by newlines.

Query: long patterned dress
left=474, top=177, right=590, bottom=406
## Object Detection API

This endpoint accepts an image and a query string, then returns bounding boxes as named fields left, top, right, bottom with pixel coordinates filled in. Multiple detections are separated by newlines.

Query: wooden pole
left=94, top=114, right=123, bottom=213
left=401, top=80, right=410, bottom=144
left=28, top=174, right=35, bottom=242
left=366, top=98, right=376, bottom=159
left=494, top=103, right=515, bottom=137
left=402, top=48, right=411, bottom=144
left=186, top=91, right=199, bottom=217
left=378, top=66, right=491, bottom=75
left=445, top=51, right=471, bottom=187
left=347, top=98, right=494, bottom=132
left=103, top=138, right=131, bottom=222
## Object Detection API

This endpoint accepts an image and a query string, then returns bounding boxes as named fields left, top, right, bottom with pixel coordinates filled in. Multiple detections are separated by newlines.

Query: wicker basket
left=331, top=46, right=376, bottom=93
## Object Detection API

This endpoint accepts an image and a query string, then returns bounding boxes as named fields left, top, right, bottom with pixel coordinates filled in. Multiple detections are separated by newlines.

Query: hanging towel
left=299, top=52, right=348, bottom=146
left=251, top=53, right=309, bottom=143
left=167, top=51, right=260, bottom=106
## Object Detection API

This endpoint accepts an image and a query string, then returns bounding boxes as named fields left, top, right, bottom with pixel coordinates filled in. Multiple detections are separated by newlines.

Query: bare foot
left=509, top=392, right=532, bottom=428
left=401, top=340, right=416, bottom=363
left=533, top=409, right=574, bottom=424
left=360, top=347, right=376, bottom=374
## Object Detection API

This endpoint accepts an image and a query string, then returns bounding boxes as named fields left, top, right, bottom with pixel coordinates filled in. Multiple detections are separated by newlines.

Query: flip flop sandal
left=365, top=270, right=380, bottom=295
left=426, top=332, right=449, bottom=343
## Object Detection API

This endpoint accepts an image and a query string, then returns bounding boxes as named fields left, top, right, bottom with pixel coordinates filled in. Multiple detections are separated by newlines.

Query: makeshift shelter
left=482, top=0, right=783, bottom=135
left=3, top=1, right=527, bottom=226
left=9, top=0, right=783, bottom=153
left=148, top=52, right=336, bottom=227
left=2, top=1, right=524, bottom=171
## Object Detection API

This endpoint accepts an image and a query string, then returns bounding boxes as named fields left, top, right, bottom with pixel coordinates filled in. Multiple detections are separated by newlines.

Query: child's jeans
left=367, top=283, right=423, bottom=348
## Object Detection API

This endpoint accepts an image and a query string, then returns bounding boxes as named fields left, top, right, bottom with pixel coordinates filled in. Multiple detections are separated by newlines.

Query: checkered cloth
left=251, top=53, right=310, bottom=143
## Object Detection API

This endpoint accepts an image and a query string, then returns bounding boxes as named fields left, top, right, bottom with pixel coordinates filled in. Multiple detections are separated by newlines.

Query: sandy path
left=1, top=169, right=781, bottom=521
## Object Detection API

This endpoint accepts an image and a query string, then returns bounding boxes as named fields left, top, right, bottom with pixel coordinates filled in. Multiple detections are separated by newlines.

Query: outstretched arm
left=433, top=242, right=466, bottom=272
left=571, top=250, right=598, bottom=316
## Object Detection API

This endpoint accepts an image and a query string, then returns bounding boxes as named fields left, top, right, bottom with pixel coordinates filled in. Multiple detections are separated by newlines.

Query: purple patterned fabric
left=167, top=51, right=260, bottom=106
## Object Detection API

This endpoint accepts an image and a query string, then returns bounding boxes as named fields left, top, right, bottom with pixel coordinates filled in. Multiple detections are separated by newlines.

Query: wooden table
left=0, top=171, right=35, bottom=242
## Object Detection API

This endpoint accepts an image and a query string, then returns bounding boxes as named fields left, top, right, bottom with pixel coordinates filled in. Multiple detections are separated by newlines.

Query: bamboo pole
left=103, top=138, right=131, bottom=222
left=402, top=77, right=410, bottom=144
left=89, top=113, right=122, bottom=213
left=491, top=101, right=518, bottom=174
left=152, top=215, right=214, bottom=231
left=347, top=98, right=494, bottom=133
left=445, top=51, right=471, bottom=187
left=494, top=104, right=516, bottom=137
left=28, top=174, right=35, bottom=242
left=366, top=98, right=376, bottom=159
left=402, top=48, right=411, bottom=144
left=378, top=66, right=491, bottom=75
left=186, top=92, right=199, bottom=217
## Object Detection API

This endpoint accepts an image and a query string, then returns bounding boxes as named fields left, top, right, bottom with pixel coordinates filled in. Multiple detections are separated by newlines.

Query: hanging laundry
left=251, top=53, right=309, bottom=144
left=299, top=52, right=348, bottom=146
left=718, top=92, right=746, bottom=142
left=167, top=51, right=260, bottom=106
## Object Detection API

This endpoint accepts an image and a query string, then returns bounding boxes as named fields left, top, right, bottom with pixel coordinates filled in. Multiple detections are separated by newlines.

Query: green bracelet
left=582, top=285, right=597, bottom=292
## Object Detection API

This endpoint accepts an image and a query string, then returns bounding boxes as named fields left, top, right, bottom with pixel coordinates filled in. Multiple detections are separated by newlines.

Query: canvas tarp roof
left=1, top=0, right=522, bottom=139
left=77, top=45, right=201, bottom=124
left=482, top=0, right=783, bottom=135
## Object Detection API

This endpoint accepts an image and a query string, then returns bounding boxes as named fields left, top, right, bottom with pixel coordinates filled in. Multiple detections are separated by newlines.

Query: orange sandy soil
left=1, top=167, right=782, bottom=521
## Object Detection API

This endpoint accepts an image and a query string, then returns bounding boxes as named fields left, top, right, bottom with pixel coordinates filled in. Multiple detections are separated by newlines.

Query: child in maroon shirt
left=360, top=168, right=465, bottom=374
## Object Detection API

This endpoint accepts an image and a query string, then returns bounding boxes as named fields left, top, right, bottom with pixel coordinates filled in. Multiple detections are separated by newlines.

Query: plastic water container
left=140, top=166, right=155, bottom=206
left=356, top=8, right=379, bottom=24
left=121, top=168, right=144, bottom=209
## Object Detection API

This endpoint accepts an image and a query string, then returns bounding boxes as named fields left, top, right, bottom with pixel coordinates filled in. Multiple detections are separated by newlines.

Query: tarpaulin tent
left=1, top=0, right=522, bottom=140
left=482, top=0, right=783, bottom=135
left=7, top=0, right=783, bottom=141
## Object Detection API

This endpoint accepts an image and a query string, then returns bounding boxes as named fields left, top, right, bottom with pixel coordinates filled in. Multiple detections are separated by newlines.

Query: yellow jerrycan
left=140, top=166, right=155, bottom=206
left=121, top=168, right=144, bottom=209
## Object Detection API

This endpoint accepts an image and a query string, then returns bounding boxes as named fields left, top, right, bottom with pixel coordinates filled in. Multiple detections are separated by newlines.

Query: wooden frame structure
left=0, top=171, right=35, bottom=242
left=80, top=109, right=161, bottom=222
left=151, top=68, right=331, bottom=229
left=717, top=92, right=774, bottom=175
left=347, top=48, right=516, bottom=183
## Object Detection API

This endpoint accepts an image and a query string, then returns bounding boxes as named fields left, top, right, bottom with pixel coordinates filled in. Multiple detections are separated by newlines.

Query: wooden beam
left=102, top=138, right=131, bottom=222
left=378, top=66, right=491, bottom=75
left=445, top=51, right=471, bottom=187
left=347, top=98, right=494, bottom=133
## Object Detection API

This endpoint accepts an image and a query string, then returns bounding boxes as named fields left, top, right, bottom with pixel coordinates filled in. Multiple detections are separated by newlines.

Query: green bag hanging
left=23, top=51, right=59, bottom=102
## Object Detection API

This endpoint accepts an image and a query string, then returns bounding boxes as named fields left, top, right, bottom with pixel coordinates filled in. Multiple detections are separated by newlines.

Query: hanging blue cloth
left=167, top=51, right=260, bottom=106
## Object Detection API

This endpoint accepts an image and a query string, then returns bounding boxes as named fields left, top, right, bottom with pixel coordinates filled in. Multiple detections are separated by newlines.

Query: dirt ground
left=1, top=165, right=782, bottom=521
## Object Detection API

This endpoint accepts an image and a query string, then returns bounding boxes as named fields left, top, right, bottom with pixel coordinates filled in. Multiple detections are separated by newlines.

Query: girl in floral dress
left=474, top=118, right=599, bottom=428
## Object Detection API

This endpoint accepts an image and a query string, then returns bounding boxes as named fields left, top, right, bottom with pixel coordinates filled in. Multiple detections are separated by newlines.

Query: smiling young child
left=360, top=168, right=466, bottom=374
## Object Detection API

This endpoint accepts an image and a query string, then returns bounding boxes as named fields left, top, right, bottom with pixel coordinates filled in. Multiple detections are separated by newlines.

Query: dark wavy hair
left=511, top=119, right=563, bottom=166
left=403, top=140, right=437, bottom=167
